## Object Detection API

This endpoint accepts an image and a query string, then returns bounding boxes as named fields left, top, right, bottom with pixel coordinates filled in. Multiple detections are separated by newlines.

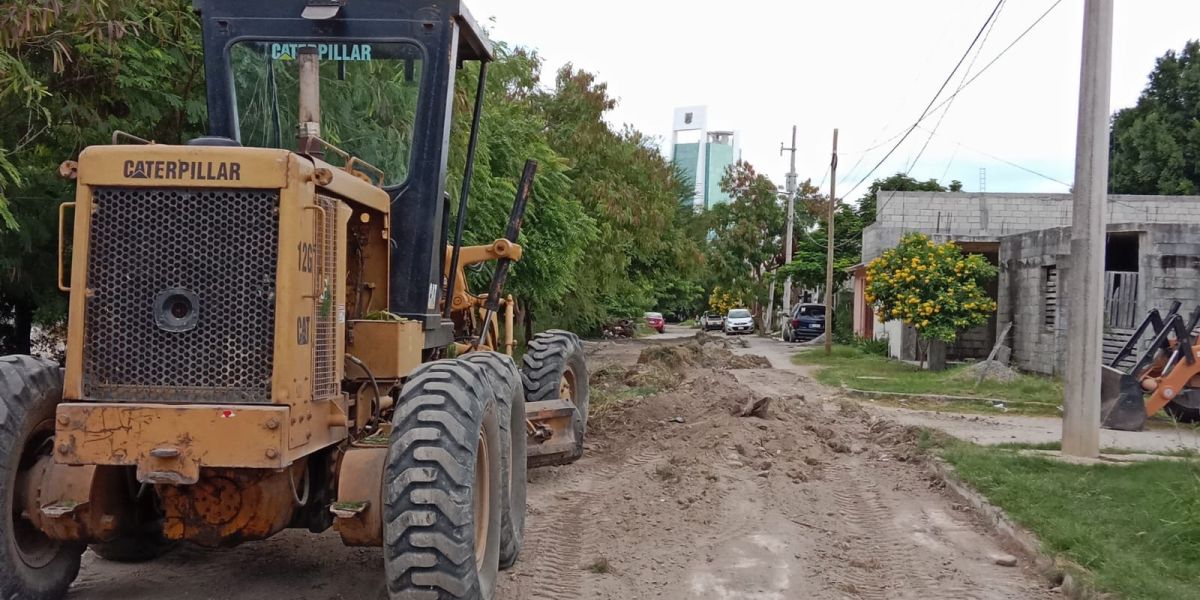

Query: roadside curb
left=926, top=458, right=1106, bottom=600
left=843, top=385, right=1060, bottom=408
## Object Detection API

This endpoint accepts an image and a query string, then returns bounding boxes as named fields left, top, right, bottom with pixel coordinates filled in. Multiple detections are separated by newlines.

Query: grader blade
left=1100, top=365, right=1148, bottom=431
left=524, top=399, right=584, bottom=468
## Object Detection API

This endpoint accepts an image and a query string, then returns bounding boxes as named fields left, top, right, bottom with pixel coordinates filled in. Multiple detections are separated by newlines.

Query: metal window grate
left=1043, top=266, right=1058, bottom=330
left=312, top=195, right=339, bottom=399
left=83, top=187, right=279, bottom=403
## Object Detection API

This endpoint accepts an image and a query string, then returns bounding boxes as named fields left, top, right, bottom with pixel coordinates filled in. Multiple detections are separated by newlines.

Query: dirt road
left=71, top=328, right=1056, bottom=599
left=499, top=329, right=1054, bottom=599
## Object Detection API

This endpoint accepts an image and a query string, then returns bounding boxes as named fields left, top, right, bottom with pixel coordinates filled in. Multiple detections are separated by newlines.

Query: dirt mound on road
left=635, top=335, right=770, bottom=374
left=589, top=365, right=927, bottom=487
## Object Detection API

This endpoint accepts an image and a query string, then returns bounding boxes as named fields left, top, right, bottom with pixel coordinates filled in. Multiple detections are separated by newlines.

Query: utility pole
left=781, top=126, right=798, bottom=336
left=1062, top=0, right=1113, bottom=458
left=824, top=128, right=838, bottom=355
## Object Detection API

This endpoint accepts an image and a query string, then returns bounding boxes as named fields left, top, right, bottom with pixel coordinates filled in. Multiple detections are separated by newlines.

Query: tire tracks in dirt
left=825, top=459, right=975, bottom=600
left=514, top=448, right=659, bottom=600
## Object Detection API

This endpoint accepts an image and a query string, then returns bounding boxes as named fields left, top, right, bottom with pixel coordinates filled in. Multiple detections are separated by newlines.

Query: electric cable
left=841, top=0, right=1004, bottom=202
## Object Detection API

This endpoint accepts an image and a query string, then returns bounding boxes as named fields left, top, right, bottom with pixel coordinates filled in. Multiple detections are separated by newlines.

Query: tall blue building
left=669, top=106, right=739, bottom=211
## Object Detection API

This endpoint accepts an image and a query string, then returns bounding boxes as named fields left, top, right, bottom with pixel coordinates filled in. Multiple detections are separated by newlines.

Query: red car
left=644, top=312, right=665, bottom=333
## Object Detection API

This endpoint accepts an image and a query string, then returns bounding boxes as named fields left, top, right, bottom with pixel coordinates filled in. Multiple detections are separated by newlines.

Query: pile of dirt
left=955, top=360, right=1019, bottom=384
left=587, top=336, right=931, bottom=508
left=696, top=330, right=750, bottom=348
left=587, top=367, right=938, bottom=512
left=635, top=336, right=769, bottom=374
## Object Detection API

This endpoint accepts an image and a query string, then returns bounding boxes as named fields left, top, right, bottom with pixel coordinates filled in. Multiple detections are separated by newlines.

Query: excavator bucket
left=1100, top=365, right=1148, bottom=431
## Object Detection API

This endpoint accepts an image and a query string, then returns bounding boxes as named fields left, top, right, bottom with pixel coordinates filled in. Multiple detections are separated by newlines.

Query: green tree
left=536, top=65, right=704, bottom=332
left=778, top=178, right=862, bottom=292
left=0, top=0, right=205, bottom=353
left=1110, top=40, right=1200, bottom=195
left=705, top=161, right=785, bottom=325
left=446, top=49, right=595, bottom=340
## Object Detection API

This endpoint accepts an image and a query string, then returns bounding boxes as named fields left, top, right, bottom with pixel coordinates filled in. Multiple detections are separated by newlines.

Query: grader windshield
left=230, top=40, right=423, bottom=185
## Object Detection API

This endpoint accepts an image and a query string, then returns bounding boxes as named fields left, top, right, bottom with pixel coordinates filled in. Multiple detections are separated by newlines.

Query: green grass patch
left=932, top=436, right=1200, bottom=599
left=634, top=323, right=659, bottom=337
left=990, top=440, right=1200, bottom=458
left=589, top=385, right=659, bottom=419
left=792, top=345, right=1062, bottom=416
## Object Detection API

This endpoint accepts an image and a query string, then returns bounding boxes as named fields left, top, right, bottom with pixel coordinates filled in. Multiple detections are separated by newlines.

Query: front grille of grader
left=83, top=187, right=279, bottom=403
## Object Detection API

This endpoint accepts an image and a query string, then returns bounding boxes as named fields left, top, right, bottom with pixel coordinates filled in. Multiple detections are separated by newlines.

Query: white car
left=700, top=311, right=725, bottom=331
left=723, top=308, right=755, bottom=335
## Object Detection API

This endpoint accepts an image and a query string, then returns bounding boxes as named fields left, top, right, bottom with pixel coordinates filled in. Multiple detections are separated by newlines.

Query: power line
left=837, top=2, right=978, bottom=187
left=915, top=125, right=1072, bottom=187
left=816, top=164, right=831, bottom=190
left=841, top=0, right=1005, bottom=202
left=908, top=0, right=1007, bottom=173
left=940, top=143, right=961, bottom=182
left=925, top=0, right=1065, bottom=120
left=872, top=126, right=1071, bottom=222
left=844, top=0, right=1064, bottom=203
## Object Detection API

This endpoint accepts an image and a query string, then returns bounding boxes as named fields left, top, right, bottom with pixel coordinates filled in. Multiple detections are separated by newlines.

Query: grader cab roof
left=192, top=0, right=493, bottom=62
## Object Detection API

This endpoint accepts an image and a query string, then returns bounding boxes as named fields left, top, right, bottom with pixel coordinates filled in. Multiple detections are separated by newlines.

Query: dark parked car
left=784, top=303, right=826, bottom=342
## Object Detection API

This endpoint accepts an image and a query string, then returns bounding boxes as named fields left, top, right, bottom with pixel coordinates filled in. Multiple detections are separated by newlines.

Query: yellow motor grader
left=0, top=1, right=589, bottom=598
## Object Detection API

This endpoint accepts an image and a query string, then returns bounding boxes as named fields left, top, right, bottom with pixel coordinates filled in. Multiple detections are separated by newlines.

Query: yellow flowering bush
left=865, top=233, right=997, bottom=342
left=709, top=287, right=739, bottom=315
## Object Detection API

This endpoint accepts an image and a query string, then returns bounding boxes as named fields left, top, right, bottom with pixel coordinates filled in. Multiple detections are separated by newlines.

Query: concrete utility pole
left=1062, top=0, right=1113, bottom=458
left=781, top=126, right=798, bottom=335
left=824, top=129, right=838, bottom=355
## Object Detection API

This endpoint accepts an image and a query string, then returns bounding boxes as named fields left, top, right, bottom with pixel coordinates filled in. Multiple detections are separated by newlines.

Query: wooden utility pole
left=1063, top=0, right=1113, bottom=458
left=824, top=128, right=839, bottom=355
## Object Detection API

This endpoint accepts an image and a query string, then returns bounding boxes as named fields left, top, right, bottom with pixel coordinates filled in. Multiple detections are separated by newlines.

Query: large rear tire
left=1165, top=400, right=1200, bottom=423
left=383, top=359, right=502, bottom=600
left=0, top=355, right=84, bottom=600
left=521, top=330, right=589, bottom=465
left=462, top=352, right=527, bottom=570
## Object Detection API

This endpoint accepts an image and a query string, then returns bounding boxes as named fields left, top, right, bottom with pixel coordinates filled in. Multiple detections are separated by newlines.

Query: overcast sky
left=469, top=1, right=1200, bottom=201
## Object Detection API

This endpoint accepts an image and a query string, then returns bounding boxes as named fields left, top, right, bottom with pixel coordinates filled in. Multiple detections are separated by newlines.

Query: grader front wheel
left=462, top=352, right=527, bottom=570
left=0, top=356, right=84, bottom=600
left=522, top=330, right=589, bottom=466
left=383, top=359, right=503, bottom=600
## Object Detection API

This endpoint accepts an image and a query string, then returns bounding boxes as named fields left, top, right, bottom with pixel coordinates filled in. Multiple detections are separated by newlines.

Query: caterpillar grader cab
left=0, top=1, right=590, bottom=598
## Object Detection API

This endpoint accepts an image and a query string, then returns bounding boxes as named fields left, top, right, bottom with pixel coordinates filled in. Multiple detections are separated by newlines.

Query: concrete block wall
left=1142, top=225, right=1200, bottom=315
left=998, top=227, right=1071, bottom=375
left=863, top=192, right=1200, bottom=262
left=949, top=325, right=991, bottom=360
left=999, top=223, right=1200, bottom=375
